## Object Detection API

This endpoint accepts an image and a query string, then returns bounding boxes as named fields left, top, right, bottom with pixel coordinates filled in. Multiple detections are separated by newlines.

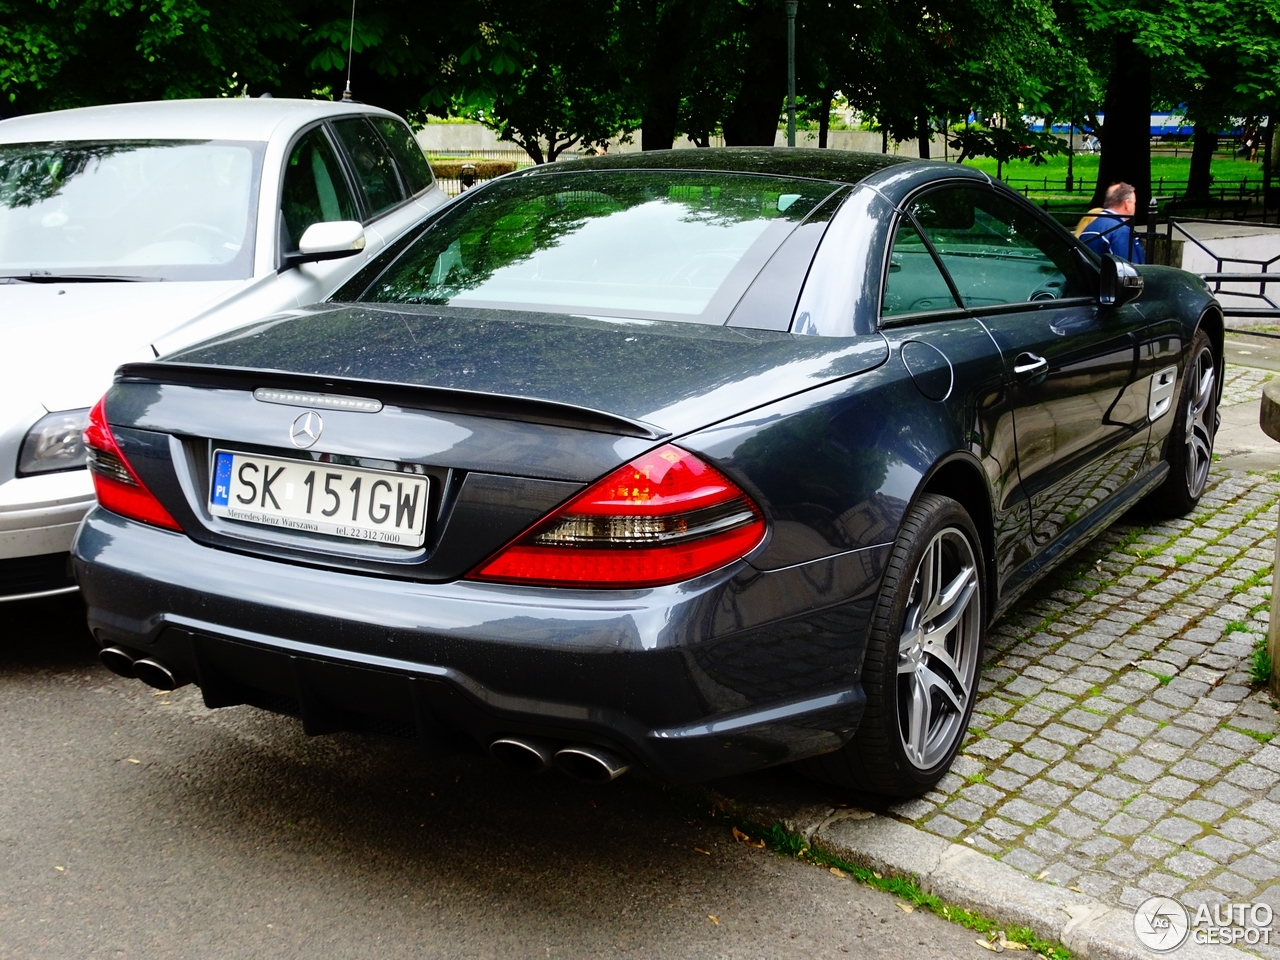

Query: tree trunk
left=639, top=55, right=682, bottom=148
left=817, top=87, right=830, bottom=148
left=1186, top=122, right=1217, bottom=198
left=1091, top=33, right=1152, bottom=212
left=641, top=90, right=681, bottom=150
left=917, top=114, right=930, bottom=159
left=546, top=133, right=581, bottom=163
left=637, top=0, right=688, bottom=150
left=722, top=5, right=786, bottom=146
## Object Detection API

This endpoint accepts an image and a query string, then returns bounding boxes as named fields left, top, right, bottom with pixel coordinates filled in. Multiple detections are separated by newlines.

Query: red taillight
left=84, top=396, right=182, bottom=532
left=469, top=445, right=765, bottom=588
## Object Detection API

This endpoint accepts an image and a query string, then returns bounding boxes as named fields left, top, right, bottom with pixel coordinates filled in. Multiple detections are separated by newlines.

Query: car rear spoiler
left=114, top=362, right=669, bottom=440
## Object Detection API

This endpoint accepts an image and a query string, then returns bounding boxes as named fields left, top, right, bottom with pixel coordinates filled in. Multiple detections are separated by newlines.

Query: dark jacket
left=1080, top=211, right=1145, bottom=264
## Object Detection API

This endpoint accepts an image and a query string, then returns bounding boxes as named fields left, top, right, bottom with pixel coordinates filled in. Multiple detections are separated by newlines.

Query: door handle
left=1013, top=353, right=1049, bottom=381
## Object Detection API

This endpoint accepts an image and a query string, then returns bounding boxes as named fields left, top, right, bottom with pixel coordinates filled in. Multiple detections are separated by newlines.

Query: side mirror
left=283, top=221, right=366, bottom=269
left=1098, top=253, right=1143, bottom=307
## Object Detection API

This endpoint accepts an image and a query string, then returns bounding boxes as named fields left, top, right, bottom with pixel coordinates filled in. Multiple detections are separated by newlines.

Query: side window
left=370, top=117, right=435, bottom=195
left=881, top=218, right=960, bottom=317
left=331, top=118, right=407, bottom=218
left=910, top=187, right=1091, bottom=307
left=280, top=127, right=359, bottom=254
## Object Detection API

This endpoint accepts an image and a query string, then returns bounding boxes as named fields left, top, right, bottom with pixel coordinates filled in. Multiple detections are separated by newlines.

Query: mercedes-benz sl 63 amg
left=72, top=149, right=1221, bottom=797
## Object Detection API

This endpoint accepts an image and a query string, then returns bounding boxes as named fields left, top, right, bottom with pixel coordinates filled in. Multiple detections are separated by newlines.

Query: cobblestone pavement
left=1221, top=365, right=1275, bottom=408
left=887, top=364, right=1280, bottom=953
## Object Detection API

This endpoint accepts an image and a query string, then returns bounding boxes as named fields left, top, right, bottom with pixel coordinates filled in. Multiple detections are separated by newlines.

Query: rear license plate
left=209, top=450, right=429, bottom=547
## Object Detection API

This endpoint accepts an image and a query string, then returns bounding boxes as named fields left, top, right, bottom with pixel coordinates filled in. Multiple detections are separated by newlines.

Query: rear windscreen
left=359, top=170, right=836, bottom=324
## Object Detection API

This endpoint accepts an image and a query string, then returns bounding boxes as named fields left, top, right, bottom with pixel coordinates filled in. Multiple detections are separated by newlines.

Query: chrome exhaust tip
left=99, top=646, right=136, bottom=679
left=131, top=658, right=179, bottom=691
left=489, top=737, right=556, bottom=774
left=554, top=745, right=630, bottom=783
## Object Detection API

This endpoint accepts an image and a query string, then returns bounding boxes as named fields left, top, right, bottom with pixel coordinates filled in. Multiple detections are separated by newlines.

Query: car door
left=879, top=212, right=1035, bottom=590
left=275, top=117, right=444, bottom=310
left=274, top=123, right=370, bottom=308
left=908, top=185, right=1151, bottom=549
left=330, top=116, right=436, bottom=253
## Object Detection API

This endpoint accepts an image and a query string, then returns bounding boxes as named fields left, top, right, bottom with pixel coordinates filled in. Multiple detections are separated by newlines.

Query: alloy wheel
left=897, top=527, right=982, bottom=770
left=1184, top=345, right=1217, bottom=500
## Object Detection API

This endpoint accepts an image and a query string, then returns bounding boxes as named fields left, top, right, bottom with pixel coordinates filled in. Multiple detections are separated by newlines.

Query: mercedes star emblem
left=289, top=410, right=323, bottom=449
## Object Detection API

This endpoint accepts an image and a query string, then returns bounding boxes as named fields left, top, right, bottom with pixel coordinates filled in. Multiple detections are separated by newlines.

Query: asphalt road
left=0, top=596, right=989, bottom=960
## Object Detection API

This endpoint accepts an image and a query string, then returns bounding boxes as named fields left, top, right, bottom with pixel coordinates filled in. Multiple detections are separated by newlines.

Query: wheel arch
left=1195, top=305, right=1225, bottom=402
left=916, top=452, right=998, bottom=623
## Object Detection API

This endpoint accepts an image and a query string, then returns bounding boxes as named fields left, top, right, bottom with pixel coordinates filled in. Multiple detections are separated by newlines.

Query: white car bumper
left=0, top=469, right=95, bottom=601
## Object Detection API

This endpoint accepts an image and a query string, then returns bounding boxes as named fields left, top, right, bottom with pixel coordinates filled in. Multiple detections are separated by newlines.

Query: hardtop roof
left=0, top=98, right=401, bottom=145
left=524, top=147, right=916, bottom=185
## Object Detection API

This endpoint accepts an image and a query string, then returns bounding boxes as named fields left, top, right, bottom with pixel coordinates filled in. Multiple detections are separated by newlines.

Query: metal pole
left=1066, top=121, right=1075, bottom=192
left=786, top=1, right=798, bottom=147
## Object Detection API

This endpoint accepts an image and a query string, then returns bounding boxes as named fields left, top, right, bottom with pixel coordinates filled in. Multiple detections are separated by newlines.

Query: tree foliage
left=3, top=0, right=1280, bottom=194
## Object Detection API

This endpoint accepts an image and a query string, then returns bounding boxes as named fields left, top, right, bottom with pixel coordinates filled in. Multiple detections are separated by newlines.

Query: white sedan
left=0, top=97, right=447, bottom=601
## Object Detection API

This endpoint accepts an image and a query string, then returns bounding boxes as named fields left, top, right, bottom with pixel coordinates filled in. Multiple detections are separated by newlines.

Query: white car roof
left=0, top=98, right=401, bottom=145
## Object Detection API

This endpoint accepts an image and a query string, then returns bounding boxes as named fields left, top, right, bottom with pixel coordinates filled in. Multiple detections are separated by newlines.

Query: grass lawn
left=960, top=152, right=1264, bottom=191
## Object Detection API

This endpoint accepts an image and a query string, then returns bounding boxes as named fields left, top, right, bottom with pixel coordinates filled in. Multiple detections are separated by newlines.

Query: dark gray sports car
left=72, top=148, right=1221, bottom=797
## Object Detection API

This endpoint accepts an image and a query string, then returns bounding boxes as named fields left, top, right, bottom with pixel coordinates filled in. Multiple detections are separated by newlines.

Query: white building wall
left=417, top=122, right=950, bottom=160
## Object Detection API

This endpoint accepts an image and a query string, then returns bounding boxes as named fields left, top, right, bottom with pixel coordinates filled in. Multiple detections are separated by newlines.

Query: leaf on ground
left=975, top=938, right=1002, bottom=952
left=731, top=826, right=749, bottom=842
left=126, top=758, right=140, bottom=764
left=54, top=865, right=64, bottom=871
left=707, top=915, right=719, bottom=925
left=895, top=902, right=913, bottom=913
left=872, top=871, right=882, bottom=879
left=1068, top=886, right=1084, bottom=893
left=694, top=847, right=711, bottom=855
left=748, top=838, right=766, bottom=849
left=1036, top=870, right=1050, bottom=880
left=1000, top=940, right=1029, bottom=951
left=829, top=867, right=847, bottom=878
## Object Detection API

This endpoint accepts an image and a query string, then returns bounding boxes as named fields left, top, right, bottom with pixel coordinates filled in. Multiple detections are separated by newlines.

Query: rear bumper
left=73, top=509, right=888, bottom=782
left=0, top=470, right=95, bottom=555
left=0, top=470, right=94, bottom=599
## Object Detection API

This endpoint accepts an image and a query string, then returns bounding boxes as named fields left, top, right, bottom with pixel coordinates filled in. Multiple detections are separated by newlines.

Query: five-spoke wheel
left=801, top=493, right=986, bottom=797
left=1145, top=327, right=1218, bottom=517
left=897, top=527, right=982, bottom=771
left=1183, top=341, right=1217, bottom=501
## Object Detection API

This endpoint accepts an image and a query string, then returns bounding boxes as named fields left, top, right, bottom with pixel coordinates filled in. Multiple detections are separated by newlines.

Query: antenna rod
left=342, top=0, right=356, bottom=101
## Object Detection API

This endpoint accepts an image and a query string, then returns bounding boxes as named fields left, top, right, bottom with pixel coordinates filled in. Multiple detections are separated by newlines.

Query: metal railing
left=1167, top=218, right=1280, bottom=323
left=426, top=148, right=532, bottom=163
left=1004, top=175, right=1264, bottom=201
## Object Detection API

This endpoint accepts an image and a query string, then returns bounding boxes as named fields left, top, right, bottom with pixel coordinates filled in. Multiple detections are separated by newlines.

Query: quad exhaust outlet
left=489, top=737, right=631, bottom=781
left=99, top=646, right=136, bottom=679
left=99, top=647, right=183, bottom=691
left=132, top=658, right=180, bottom=691
left=554, top=744, right=630, bottom=783
left=489, top=737, right=556, bottom=773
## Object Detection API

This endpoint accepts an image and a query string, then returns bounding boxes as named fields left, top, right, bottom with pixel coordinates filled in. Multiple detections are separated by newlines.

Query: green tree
left=0, top=0, right=298, bottom=114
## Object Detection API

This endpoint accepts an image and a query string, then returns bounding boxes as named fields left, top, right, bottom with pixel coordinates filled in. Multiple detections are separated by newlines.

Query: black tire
left=800, top=494, right=986, bottom=797
left=1142, top=328, right=1218, bottom=518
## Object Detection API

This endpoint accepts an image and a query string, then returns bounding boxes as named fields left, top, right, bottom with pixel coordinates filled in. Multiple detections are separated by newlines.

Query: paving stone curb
left=691, top=367, right=1280, bottom=958
left=707, top=788, right=1248, bottom=959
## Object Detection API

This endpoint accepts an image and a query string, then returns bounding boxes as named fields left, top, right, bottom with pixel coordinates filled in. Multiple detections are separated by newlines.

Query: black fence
left=1003, top=175, right=1264, bottom=205
left=1041, top=206, right=1280, bottom=322
left=1167, top=218, right=1280, bottom=324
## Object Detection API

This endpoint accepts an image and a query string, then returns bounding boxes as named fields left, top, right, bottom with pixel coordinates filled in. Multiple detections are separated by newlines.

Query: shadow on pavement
left=0, top=592, right=97, bottom=671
